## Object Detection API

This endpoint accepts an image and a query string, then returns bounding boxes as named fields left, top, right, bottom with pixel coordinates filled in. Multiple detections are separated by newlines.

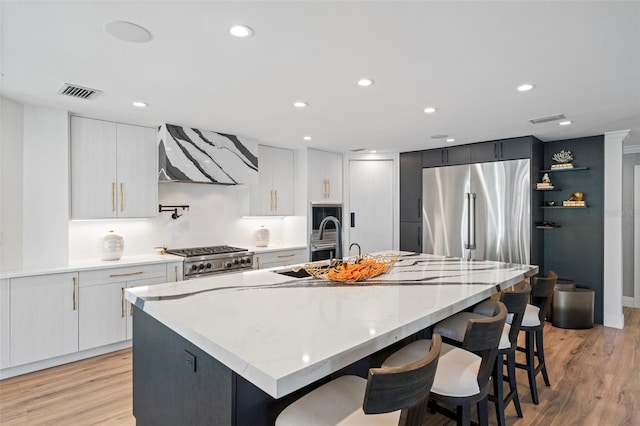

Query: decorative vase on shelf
left=98, top=230, right=124, bottom=260
left=253, top=226, right=270, bottom=247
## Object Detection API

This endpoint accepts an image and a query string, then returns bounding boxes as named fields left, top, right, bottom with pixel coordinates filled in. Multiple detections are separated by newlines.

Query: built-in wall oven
left=309, top=203, right=342, bottom=261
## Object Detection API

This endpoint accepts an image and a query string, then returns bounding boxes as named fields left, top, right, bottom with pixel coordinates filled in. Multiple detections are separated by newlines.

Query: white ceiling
left=1, top=1, right=638, bottom=153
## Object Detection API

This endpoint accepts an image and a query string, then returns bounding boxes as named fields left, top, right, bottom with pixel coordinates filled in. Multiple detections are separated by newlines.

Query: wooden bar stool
left=275, top=334, right=442, bottom=426
left=512, top=271, right=557, bottom=405
left=432, top=284, right=531, bottom=426
left=382, top=301, right=507, bottom=426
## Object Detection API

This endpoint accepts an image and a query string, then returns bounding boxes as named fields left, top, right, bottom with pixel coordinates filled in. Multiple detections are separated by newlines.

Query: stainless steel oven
left=165, top=245, right=255, bottom=279
left=309, top=203, right=342, bottom=261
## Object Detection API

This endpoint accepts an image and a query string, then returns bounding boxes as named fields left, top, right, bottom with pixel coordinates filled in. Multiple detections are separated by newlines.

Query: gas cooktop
left=166, top=245, right=249, bottom=257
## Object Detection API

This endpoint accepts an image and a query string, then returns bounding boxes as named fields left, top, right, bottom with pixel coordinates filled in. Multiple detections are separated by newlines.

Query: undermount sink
left=273, top=268, right=312, bottom=279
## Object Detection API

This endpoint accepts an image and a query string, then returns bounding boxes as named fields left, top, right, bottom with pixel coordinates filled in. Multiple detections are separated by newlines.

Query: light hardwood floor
left=2, top=308, right=640, bottom=425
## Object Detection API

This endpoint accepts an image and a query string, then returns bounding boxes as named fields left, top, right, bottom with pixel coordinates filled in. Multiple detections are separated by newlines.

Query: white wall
left=22, top=105, right=69, bottom=268
left=0, top=97, right=24, bottom=271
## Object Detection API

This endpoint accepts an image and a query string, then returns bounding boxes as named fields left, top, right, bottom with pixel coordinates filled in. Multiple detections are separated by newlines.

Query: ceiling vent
left=58, top=83, right=101, bottom=100
left=529, top=113, right=566, bottom=124
left=350, top=148, right=366, bottom=152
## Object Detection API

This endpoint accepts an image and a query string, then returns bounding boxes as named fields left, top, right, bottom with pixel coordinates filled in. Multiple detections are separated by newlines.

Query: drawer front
left=79, top=263, right=167, bottom=287
left=260, top=249, right=307, bottom=267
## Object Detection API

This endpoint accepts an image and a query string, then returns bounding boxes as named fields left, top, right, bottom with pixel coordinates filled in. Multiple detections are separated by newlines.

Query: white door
left=635, top=165, right=640, bottom=307
left=79, top=281, right=127, bottom=351
left=348, top=160, right=394, bottom=254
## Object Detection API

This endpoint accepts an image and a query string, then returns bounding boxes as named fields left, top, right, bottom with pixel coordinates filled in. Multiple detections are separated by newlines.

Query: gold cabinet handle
left=121, top=287, right=125, bottom=318
left=274, top=190, right=278, bottom=211
left=109, top=271, right=144, bottom=278
left=174, top=265, right=179, bottom=281
left=112, top=182, right=116, bottom=211
left=277, top=253, right=296, bottom=258
left=270, top=190, right=274, bottom=212
left=72, top=277, right=77, bottom=311
left=327, top=179, right=330, bottom=198
left=120, top=183, right=124, bottom=211
left=130, top=298, right=133, bottom=316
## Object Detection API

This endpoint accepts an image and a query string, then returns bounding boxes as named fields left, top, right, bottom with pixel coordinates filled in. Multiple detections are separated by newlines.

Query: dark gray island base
left=132, top=307, right=373, bottom=426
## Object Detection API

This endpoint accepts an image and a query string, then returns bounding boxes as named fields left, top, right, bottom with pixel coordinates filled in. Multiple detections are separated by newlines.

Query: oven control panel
left=184, top=253, right=254, bottom=278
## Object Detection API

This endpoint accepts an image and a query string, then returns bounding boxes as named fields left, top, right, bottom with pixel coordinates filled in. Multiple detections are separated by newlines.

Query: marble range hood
left=158, top=123, right=259, bottom=185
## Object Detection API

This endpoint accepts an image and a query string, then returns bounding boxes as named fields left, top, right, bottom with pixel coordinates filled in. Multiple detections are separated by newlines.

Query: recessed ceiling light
left=104, top=21, right=153, bottom=43
left=357, top=78, right=375, bottom=87
left=559, top=120, right=572, bottom=126
left=229, top=25, right=253, bottom=38
left=303, top=136, right=312, bottom=141
left=517, top=83, right=535, bottom=92
left=132, top=101, right=148, bottom=108
left=424, top=107, right=437, bottom=114
left=446, top=138, right=456, bottom=143
left=370, top=150, right=378, bottom=153
left=293, top=101, right=308, bottom=108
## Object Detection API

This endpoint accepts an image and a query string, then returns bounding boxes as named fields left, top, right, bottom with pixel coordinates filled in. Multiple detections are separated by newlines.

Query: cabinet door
left=166, top=262, right=184, bottom=282
left=422, top=149, right=445, bottom=168
left=309, top=149, right=343, bottom=202
left=400, top=222, right=422, bottom=253
left=271, top=147, right=294, bottom=215
left=0, top=279, right=9, bottom=369
left=126, top=277, right=167, bottom=339
left=10, top=273, right=79, bottom=366
left=446, top=145, right=471, bottom=165
left=116, top=124, right=158, bottom=218
left=79, top=282, right=127, bottom=351
left=499, top=137, right=531, bottom=160
left=250, top=146, right=275, bottom=215
left=400, top=152, right=423, bottom=222
left=71, top=116, right=117, bottom=219
left=470, top=141, right=499, bottom=163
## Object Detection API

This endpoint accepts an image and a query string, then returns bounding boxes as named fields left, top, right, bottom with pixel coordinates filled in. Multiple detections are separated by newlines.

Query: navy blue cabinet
left=422, top=145, right=470, bottom=168
left=470, top=136, right=533, bottom=163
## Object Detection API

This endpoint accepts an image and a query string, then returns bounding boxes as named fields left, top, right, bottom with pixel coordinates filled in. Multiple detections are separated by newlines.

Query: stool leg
left=525, top=330, right=540, bottom=404
left=493, top=354, right=506, bottom=426
left=457, top=404, right=471, bottom=426
left=506, top=350, right=523, bottom=417
left=536, top=328, right=550, bottom=386
left=477, top=396, right=489, bottom=426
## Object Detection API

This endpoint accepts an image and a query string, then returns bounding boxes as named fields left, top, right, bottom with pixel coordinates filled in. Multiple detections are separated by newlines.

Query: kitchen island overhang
left=126, top=252, right=537, bottom=425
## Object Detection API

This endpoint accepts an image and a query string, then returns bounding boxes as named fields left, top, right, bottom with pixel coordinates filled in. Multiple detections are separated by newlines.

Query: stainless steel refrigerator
left=422, top=159, right=530, bottom=263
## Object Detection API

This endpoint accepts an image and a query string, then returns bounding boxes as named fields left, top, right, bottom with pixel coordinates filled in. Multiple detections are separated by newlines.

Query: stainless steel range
left=165, top=245, right=255, bottom=279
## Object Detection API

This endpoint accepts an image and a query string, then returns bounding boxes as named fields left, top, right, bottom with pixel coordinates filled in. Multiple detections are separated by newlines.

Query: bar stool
left=512, top=271, right=557, bottom=405
left=275, top=334, right=442, bottom=426
left=382, top=301, right=507, bottom=426
left=432, top=284, right=531, bottom=426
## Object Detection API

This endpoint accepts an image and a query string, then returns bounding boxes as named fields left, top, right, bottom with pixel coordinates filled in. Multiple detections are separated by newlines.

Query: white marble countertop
left=125, top=252, right=538, bottom=399
left=0, top=254, right=184, bottom=279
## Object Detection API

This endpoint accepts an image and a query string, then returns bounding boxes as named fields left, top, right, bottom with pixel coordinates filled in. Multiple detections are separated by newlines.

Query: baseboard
left=0, top=340, right=131, bottom=380
left=623, top=296, right=636, bottom=308
left=603, top=313, right=625, bottom=330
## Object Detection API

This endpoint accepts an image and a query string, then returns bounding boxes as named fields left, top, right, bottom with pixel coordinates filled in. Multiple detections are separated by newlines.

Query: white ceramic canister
left=253, top=226, right=270, bottom=247
left=98, top=230, right=124, bottom=260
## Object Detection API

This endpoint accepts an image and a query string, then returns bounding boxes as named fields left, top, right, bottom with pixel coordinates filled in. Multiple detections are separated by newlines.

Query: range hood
left=158, top=123, right=258, bottom=185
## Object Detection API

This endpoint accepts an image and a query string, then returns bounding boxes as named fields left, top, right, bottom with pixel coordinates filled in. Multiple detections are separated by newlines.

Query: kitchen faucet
left=318, top=216, right=342, bottom=261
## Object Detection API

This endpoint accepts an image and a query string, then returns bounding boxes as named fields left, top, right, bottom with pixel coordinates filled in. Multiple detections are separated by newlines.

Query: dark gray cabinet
left=400, top=222, right=421, bottom=253
left=422, top=145, right=470, bottom=168
left=400, top=152, right=422, bottom=222
left=470, top=137, right=533, bottom=163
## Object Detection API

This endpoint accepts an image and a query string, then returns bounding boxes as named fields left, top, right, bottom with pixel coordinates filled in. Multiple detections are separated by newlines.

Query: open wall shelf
left=540, top=167, right=589, bottom=173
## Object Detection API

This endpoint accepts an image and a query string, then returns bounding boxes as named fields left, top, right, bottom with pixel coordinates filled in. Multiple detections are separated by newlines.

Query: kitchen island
left=125, top=252, right=537, bottom=426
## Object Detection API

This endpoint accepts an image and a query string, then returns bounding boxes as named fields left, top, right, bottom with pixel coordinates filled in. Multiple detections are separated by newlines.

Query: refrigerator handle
left=469, top=193, right=477, bottom=250
left=464, top=193, right=470, bottom=250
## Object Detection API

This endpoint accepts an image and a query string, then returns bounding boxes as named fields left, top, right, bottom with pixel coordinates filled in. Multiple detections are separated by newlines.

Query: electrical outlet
left=184, top=350, right=196, bottom=373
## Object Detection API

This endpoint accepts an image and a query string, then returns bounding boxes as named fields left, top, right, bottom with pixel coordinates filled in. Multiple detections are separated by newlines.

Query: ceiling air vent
left=350, top=148, right=366, bottom=152
left=58, top=83, right=101, bottom=100
left=529, top=113, right=566, bottom=124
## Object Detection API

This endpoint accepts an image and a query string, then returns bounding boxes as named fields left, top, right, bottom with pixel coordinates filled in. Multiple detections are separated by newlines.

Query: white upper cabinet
left=308, top=149, right=343, bottom=203
left=250, top=145, right=294, bottom=216
left=71, top=116, right=157, bottom=219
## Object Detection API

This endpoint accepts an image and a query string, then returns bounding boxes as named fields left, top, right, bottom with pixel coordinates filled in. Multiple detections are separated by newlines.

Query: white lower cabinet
left=166, top=261, right=184, bottom=282
left=10, top=273, right=79, bottom=367
left=79, top=264, right=166, bottom=351
left=0, top=279, right=10, bottom=369
left=255, top=248, right=307, bottom=269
